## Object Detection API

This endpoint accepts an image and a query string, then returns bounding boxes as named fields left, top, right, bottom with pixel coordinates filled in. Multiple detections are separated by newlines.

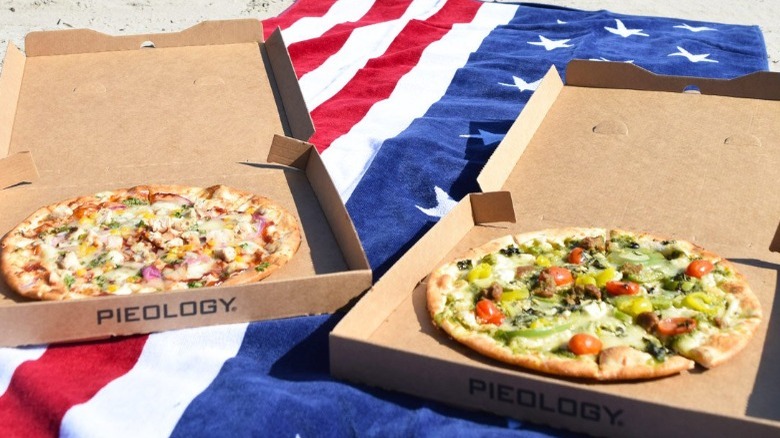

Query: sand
left=0, top=1, right=776, bottom=72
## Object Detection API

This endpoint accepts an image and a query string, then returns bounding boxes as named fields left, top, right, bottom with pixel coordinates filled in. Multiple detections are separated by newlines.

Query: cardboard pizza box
left=330, top=61, right=780, bottom=436
left=0, top=20, right=371, bottom=346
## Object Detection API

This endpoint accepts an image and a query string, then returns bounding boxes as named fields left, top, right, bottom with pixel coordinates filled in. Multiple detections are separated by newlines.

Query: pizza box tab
left=0, top=20, right=371, bottom=346
left=330, top=61, right=780, bottom=436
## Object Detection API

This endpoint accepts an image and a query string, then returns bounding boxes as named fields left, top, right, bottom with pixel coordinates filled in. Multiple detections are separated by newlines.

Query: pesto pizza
left=0, top=184, right=300, bottom=300
left=426, top=228, right=762, bottom=380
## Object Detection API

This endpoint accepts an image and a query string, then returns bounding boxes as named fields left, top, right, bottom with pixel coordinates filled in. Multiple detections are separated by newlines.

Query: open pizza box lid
left=330, top=60, right=780, bottom=436
left=0, top=20, right=371, bottom=347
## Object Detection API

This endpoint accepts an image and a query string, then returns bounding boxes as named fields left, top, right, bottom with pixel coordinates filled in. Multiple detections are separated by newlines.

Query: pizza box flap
left=0, top=152, right=38, bottom=189
left=481, top=61, right=780, bottom=254
left=268, top=134, right=370, bottom=271
left=565, top=59, right=780, bottom=100
left=331, top=62, right=780, bottom=436
left=0, top=44, right=25, bottom=160
left=0, top=19, right=312, bottom=192
left=264, top=28, right=315, bottom=142
left=24, top=19, right=265, bottom=56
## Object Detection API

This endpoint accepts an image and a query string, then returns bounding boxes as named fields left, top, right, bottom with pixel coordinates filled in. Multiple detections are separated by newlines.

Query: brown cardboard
left=0, top=152, right=38, bottom=189
left=330, top=61, right=780, bottom=436
left=0, top=20, right=371, bottom=346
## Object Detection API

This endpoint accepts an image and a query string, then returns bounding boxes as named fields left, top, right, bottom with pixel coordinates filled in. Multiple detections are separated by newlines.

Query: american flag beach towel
left=0, top=1, right=768, bottom=436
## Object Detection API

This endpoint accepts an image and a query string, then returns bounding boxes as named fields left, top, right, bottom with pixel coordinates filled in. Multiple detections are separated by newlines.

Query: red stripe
left=0, top=335, right=147, bottom=437
left=308, top=0, right=482, bottom=153
left=262, top=0, right=341, bottom=40
left=287, top=0, right=414, bottom=77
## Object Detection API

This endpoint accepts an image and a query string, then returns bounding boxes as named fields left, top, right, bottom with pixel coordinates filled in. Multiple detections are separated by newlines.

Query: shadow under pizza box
left=329, top=61, right=780, bottom=436
left=0, top=20, right=371, bottom=347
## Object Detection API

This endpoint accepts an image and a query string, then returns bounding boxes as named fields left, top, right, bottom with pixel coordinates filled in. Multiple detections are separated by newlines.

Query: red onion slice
left=141, top=265, right=162, bottom=281
left=252, top=212, right=267, bottom=237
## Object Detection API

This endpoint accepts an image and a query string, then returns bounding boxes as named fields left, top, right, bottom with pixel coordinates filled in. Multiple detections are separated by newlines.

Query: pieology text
left=468, top=378, right=624, bottom=426
left=96, top=297, right=237, bottom=324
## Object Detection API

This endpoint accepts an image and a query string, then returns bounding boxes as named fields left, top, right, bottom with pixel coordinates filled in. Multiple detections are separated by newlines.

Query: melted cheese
left=14, top=191, right=276, bottom=297
left=437, top=231, right=751, bottom=368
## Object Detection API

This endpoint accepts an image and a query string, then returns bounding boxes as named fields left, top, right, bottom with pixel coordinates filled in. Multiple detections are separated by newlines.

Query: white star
left=459, top=129, right=504, bottom=146
left=668, top=46, right=718, bottom=63
left=589, top=57, right=635, bottom=64
left=604, top=19, right=649, bottom=38
left=557, top=19, right=567, bottom=24
left=528, top=35, right=573, bottom=51
left=674, top=23, right=716, bottom=33
left=498, top=75, right=542, bottom=92
left=416, top=186, right=457, bottom=218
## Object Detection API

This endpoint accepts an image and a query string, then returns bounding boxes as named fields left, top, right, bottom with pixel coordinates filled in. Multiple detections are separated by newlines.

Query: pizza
left=427, top=228, right=762, bottom=381
left=0, top=184, right=301, bottom=301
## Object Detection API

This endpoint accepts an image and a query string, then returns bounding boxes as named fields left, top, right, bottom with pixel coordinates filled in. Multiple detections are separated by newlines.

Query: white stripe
left=281, top=0, right=376, bottom=45
left=300, top=0, right=448, bottom=111
left=0, top=345, right=47, bottom=395
left=322, top=2, right=519, bottom=200
left=59, top=323, right=247, bottom=438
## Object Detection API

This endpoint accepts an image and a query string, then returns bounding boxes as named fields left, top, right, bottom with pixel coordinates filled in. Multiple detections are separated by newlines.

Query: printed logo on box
left=469, top=378, right=624, bottom=427
left=96, top=297, right=237, bottom=325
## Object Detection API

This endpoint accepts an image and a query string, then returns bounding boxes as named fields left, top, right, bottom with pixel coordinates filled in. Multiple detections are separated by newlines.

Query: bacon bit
left=534, top=270, right=557, bottom=298
left=479, top=282, right=503, bottom=301
left=620, top=263, right=643, bottom=276
left=565, top=284, right=601, bottom=306
left=636, top=312, right=660, bottom=331
left=579, top=236, right=605, bottom=252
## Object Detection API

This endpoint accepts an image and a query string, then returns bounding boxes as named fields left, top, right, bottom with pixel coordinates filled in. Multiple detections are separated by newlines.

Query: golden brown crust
left=597, top=346, right=694, bottom=380
left=427, top=227, right=762, bottom=381
left=0, top=184, right=300, bottom=300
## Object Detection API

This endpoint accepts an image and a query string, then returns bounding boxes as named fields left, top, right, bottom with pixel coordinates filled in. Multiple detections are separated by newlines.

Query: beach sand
left=0, top=0, right=776, bottom=72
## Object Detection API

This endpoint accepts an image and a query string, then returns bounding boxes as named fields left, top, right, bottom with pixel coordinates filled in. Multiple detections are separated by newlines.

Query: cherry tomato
left=605, top=281, right=640, bottom=296
left=568, top=333, right=602, bottom=355
left=686, top=259, right=714, bottom=279
left=475, top=299, right=504, bottom=325
left=568, top=247, right=584, bottom=264
left=656, top=317, right=697, bottom=336
left=545, top=267, right=573, bottom=286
